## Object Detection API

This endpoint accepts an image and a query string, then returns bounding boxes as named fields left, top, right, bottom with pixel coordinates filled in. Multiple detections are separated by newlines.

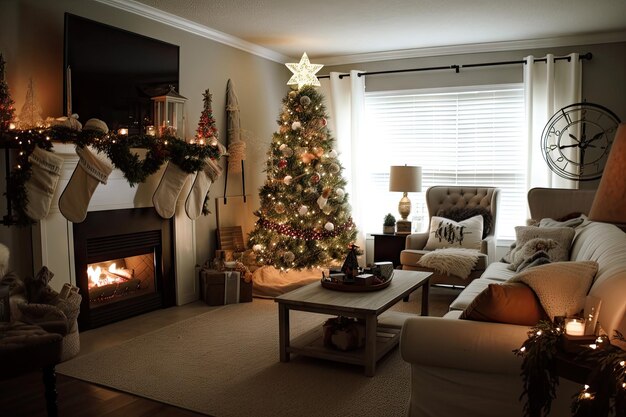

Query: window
left=362, top=85, right=526, bottom=240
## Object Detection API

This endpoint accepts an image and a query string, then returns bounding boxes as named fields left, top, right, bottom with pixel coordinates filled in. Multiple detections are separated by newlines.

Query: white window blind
left=362, top=85, right=526, bottom=240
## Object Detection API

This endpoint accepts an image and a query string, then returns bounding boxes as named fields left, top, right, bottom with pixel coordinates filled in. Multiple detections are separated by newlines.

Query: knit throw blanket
left=417, top=248, right=480, bottom=279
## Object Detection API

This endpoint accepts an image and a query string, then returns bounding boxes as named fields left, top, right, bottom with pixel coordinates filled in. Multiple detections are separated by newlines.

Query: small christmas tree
left=0, top=54, right=16, bottom=132
left=18, top=78, right=43, bottom=129
left=195, top=89, right=219, bottom=145
left=248, top=83, right=358, bottom=270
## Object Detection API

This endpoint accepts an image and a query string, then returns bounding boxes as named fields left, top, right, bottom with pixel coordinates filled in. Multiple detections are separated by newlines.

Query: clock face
left=541, top=103, right=621, bottom=181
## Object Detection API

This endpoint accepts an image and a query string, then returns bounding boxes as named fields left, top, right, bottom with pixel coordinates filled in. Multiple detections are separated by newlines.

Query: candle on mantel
left=565, top=318, right=585, bottom=336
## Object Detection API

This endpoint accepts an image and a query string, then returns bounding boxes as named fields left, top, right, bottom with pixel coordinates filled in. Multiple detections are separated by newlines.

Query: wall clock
left=541, top=102, right=621, bottom=181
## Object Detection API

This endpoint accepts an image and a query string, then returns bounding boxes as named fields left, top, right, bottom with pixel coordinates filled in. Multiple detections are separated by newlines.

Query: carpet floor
left=57, top=287, right=459, bottom=417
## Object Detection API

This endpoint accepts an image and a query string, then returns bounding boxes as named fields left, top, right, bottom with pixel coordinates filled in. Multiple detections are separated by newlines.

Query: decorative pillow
left=460, top=282, right=548, bottom=325
left=508, top=261, right=598, bottom=320
left=509, top=238, right=560, bottom=271
left=437, top=206, right=493, bottom=238
left=502, top=226, right=575, bottom=267
left=424, top=215, right=483, bottom=250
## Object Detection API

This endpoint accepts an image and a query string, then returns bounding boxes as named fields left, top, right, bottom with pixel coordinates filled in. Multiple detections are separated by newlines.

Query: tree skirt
left=417, top=248, right=480, bottom=279
left=251, top=265, right=328, bottom=298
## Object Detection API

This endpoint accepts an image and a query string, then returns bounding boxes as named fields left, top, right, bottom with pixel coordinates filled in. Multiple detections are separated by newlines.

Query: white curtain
left=524, top=53, right=582, bottom=189
left=319, top=70, right=366, bottom=264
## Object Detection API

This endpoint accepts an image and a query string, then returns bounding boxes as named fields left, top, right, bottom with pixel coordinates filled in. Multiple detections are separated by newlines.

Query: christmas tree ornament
left=23, top=146, right=63, bottom=221
left=291, top=121, right=301, bottom=130
left=317, top=195, right=327, bottom=209
left=310, top=173, right=320, bottom=184
left=324, top=222, right=335, bottom=231
left=152, top=162, right=190, bottom=219
left=284, top=251, right=295, bottom=263
left=59, top=146, right=113, bottom=223
left=289, top=90, right=297, bottom=99
left=322, top=205, right=333, bottom=215
left=329, top=163, right=340, bottom=174
left=301, top=153, right=315, bottom=164
left=283, top=175, right=292, bottom=185
left=274, top=202, right=286, bottom=214
left=185, top=157, right=223, bottom=220
left=279, top=144, right=287, bottom=151
left=335, top=188, right=345, bottom=198
left=281, top=146, right=293, bottom=157
left=312, top=146, right=324, bottom=157
left=322, top=187, right=332, bottom=198
left=278, top=159, right=288, bottom=169
left=328, top=149, right=338, bottom=159
left=299, top=96, right=311, bottom=106
left=298, top=205, right=308, bottom=216
left=253, top=244, right=263, bottom=252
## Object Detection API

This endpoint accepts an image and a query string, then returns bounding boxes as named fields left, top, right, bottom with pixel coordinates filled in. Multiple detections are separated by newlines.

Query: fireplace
left=72, top=207, right=175, bottom=329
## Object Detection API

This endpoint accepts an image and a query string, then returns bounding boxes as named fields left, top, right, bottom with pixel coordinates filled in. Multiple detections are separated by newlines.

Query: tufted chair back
left=425, top=186, right=500, bottom=240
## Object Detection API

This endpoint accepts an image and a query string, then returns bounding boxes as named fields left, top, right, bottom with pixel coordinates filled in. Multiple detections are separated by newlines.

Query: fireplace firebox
left=73, top=208, right=175, bottom=329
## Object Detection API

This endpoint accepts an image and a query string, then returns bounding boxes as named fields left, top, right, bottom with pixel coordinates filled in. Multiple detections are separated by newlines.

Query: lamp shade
left=588, top=122, right=626, bottom=225
left=389, top=165, right=422, bottom=192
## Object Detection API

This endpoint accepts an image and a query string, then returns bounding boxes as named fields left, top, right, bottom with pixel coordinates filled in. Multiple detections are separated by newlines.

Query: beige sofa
left=400, top=188, right=626, bottom=417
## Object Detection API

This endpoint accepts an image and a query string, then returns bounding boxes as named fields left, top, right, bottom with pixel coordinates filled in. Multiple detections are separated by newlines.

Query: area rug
left=57, top=289, right=457, bottom=417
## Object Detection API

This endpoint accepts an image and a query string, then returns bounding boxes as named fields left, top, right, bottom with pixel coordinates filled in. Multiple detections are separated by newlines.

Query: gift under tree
left=247, top=53, right=358, bottom=270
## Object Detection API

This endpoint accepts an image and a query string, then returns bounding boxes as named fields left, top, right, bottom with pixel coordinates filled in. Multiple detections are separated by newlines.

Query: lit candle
left=118, top=128, right=128, bottom=136
left=565, top=318, right=585, bottom=336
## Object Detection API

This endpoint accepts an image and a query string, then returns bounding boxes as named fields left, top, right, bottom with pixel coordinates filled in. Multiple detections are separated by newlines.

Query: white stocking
left=24, top=146, right=64, bottom=221
left=185, top=158, right=223, bottom=220
left=59, top=146, right=112, bottom=223
left=152, top=162, right=190, bottom=219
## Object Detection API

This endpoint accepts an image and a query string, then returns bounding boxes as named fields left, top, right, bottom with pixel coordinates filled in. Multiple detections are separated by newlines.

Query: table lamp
left=589, top=123, right=626, bottom=231
left=389, top=165, right=422, bottom=234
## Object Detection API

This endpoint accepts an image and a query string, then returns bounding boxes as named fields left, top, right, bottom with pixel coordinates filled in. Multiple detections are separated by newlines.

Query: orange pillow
left=460, top=282, right=548, bottom=326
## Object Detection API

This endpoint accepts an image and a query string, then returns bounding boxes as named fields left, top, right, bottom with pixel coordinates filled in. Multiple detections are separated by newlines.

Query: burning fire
left=87, top=263, right=132, bottom=288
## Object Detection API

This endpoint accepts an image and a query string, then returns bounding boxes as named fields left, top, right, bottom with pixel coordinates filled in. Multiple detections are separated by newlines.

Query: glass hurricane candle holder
left=564, top=317, right=585, bottom=336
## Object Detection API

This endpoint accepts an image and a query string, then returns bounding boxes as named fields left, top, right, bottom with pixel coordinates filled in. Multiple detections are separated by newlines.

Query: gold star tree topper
left=286, top=52, right=323, bottom=89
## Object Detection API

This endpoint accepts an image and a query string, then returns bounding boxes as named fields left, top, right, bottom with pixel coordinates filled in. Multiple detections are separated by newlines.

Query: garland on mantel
left=1, top=125, right=222, bottom=226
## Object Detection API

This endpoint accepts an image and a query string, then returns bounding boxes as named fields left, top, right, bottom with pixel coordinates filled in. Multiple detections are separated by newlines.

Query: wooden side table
left=371, top=233, right=407, bottom=267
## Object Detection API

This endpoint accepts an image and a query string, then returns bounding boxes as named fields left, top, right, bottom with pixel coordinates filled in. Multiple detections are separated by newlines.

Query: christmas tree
left=18, top=78, right=43, bottom=129
left=0, top=54, right=16, bottom=133
left=248, top=83, right=358, bottom=270
left=195, top=89, right=219, bottom=145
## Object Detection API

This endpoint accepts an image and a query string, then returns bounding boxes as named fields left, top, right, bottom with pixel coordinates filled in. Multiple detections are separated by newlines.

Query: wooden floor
left=0, top=370, right=210, bottom=417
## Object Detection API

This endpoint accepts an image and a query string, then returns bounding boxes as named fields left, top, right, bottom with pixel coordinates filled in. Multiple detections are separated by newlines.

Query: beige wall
left=0, top=0, right=290, bottom=278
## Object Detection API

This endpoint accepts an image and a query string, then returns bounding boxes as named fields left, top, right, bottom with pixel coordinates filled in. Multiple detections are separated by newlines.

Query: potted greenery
left=383, top=213, right=396, bottom=234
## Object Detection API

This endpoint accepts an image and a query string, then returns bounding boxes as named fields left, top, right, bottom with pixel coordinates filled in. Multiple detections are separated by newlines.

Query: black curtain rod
left=317, top=52, right=592, bottom=79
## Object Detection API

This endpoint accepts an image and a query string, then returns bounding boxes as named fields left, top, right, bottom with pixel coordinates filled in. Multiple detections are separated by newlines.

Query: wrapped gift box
left=199, top=269, right=253, bottom=305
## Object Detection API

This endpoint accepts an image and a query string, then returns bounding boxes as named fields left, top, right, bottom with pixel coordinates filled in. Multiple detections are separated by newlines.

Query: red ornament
left=310, top=173, right=320, bottom=184
left=278, top=159, right=287, bottom=169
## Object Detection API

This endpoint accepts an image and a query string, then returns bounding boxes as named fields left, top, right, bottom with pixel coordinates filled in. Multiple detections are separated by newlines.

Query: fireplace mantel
left=31, top=143, right=199, bottom=306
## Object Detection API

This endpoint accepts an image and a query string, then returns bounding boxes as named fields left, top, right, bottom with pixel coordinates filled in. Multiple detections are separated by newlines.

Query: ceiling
left=111, top=0, right=626, bottom=65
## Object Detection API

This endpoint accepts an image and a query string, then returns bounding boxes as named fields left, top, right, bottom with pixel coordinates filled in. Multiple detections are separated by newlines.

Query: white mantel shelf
left=32, top=143, right=199, bottom=305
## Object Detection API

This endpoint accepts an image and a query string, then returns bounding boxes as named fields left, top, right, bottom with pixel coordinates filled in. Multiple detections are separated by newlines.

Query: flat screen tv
left=63, top=13, right=179, bottom=135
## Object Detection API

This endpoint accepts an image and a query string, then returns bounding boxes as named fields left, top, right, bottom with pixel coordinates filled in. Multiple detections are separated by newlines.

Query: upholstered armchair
left=400, top=186, right=500, bottom=286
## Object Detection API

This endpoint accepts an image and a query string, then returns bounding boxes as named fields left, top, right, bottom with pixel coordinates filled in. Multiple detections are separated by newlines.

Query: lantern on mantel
left=151, top=85, right=187, bottom=138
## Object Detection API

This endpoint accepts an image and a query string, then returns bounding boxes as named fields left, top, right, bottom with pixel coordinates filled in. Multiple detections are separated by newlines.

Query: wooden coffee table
left=275, top=269, right=431, bottom=376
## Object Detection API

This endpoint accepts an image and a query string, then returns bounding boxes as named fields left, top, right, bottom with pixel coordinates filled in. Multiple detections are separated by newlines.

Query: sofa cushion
left=401, top=249, right=488, bottom=271
left=460, top=282, right=548, bottom=325
left=502, top=226, right=575, bottom=269
left=424, top=215, right=483, bottom=250
left=508, top=261, right=598, bottom=320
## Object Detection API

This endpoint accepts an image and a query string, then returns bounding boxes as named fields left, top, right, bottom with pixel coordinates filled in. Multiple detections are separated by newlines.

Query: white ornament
left=298, top=205, right=308, bottom=216
left=283, top=175, right=292, bottom=185
left=324, top=222, right=335, bottom=231
left=279, top=144, right=287, bottom=150
left=291, top=121, right=301, bottom=130
left=281, top=146, right=293, bottom=157
left=253, top=244, right=263, bottom=252
left=317, top=195, right=327, bottom=209
left=284, top=251, right=295, bottom=262
left=328, top=149, right=338, bottom=159
left=285, top=52, right=324, bottom=89
left=335, top=188, right=345, bottom=198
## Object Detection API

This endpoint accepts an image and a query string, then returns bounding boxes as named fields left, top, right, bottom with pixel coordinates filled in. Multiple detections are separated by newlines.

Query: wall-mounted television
left=63, top=13, right=179, bottom=135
